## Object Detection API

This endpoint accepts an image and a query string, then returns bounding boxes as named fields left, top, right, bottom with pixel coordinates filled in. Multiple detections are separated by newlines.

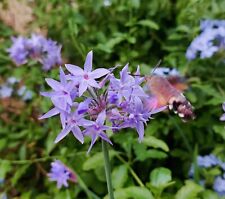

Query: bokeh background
left=0, top=0, right=225, bottom=198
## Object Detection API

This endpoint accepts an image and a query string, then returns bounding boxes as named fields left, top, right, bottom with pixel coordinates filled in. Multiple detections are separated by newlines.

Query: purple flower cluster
left=48, top=160, right=77, bottom=189
left=220, top=103, right=225, bottom=121
left=186, top=19, right=225, bottom=60
left=40, top=51, right=165, bottom=152
left=8, top=34, right=62, bottom=71
left=189, top=154, right=225, bottom=196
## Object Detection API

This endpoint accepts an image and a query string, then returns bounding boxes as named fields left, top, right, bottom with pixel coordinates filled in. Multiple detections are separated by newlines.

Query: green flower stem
left=102, top=140, right=115, bottom=199
left=115, top=154, right=145, bottom=187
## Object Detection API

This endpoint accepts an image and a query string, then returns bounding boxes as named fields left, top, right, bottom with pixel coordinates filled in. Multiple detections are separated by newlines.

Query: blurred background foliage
left=0, top=0, right=225, bottom=198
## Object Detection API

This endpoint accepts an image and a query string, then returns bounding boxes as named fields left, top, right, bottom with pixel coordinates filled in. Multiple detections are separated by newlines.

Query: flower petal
left=39, top=107, right=60, bottom=119
left=60, top=67, right=67, bottom=85
left=137, top=122, right=144, bottom=142
left=90, top=68, right=110, bottom=79
left=45, top=78, right=63, bottom=91
left=220, top=113, right=225, bottom=121
left=52, top=97, right=67, bottom=111
left=87, top=133, right=98, bottom=154
left=65, top=64, right=84, bottom=76
left=79, top=80, right=88, bottom=96
left=99, top=132, right=113, bottom=145
left=96, top=110, right=106, bottom=125
left=87, top=79, right=100, bottom=88
left=72, top=126, right=84, bottom=143
left=55, top=126, right=72, bottom=143
left=84, top=51, right=93, bottom=72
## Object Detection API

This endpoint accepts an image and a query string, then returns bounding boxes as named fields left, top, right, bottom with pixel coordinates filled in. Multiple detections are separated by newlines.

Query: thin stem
left=102, top=140, right=114, bottom=199
left=115, top=154, right=144, bottom=187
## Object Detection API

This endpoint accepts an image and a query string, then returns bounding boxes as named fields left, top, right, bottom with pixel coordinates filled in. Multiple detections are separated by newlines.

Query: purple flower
left=40, top=51, right=167, bottom=152
left=197, top=154, right=220, bottom=168
left=186, top=19, right=225, bottom=60
left=54, top=103, right=93, bottom=144
left=108, top=64, right=145, bottom=105
left=220, top=103, right=225, bottom=121
left=65, top=51, right=109, bottom=96
left=8, top=34, right=62, bottom=70
left=41, top=67, right=77, bottom=111
left=41, top=39, right=62, bottom=71
left=121, top=98, right=152, bottom=141
left=213, top=176, right=225, bottom=196
left=7, top=36, right=28, bottom=65
left=48, top=160, right=77, bottom=189
left=26, top=34, right=46, bottom=58
left=0, top=85, right=13, bottom=98
left=84, top=110, right=112, bottom=153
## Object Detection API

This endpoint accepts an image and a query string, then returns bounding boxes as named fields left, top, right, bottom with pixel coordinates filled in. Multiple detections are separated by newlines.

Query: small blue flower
left=197, top=154, right=220, bottom=168
left=0, top=85, right=13, bottom=98
left=186, top=19, right=225, bottom=60
left=213, top=176, right=225, bottom=196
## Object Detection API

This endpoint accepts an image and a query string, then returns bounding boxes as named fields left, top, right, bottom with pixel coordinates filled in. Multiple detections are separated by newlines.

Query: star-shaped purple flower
left=84, top=110, right=112, bottom=153
left=55, top=103, right=93, bottom=144
left=41, top=67, right=77, bottom=111
left=65, top=51, right=109, bottom=96
left=48, top=160, right=77, bottom=189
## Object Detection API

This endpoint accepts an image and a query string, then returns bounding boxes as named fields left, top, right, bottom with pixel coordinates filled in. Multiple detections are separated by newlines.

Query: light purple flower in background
left=200, top=19, right=225, bottom=31
left=8, top=34, right=62, bottom=70
left=65, top=51, right=109, bottom=96
left=26, top=34, right=46, bottom=58
left=220, top=103, right=225, bottom=121
left=213, top=176, right=225, bottom=196
left=7, top=77, right=19, bottom=85
left=41, top=39, right=62, bottom=71
left=152, top=67, right=180, bottom=77
left=186, top=19, right=225, bottom=60
left=0, top=85, right=13, bottom=98
left=84, top=110, right=112, bottom=153
left=48, top=160, right=77, bottom=189
left=197, top=154, right=220, bottom=168
left=8, top=36, right=28, bottom=65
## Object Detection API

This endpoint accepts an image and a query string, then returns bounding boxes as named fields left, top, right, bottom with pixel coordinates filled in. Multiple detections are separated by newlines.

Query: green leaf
left=12, top=164, right=31, bottom=186
left=104, top=186, right=154, bottom=199
left=200, top=190, right=219, bottom=199
left=125, top=186, right=154, bottom=199
left=147, top=150, right=167, bottom=159
left=137, top=20, right=159, bottom=30
left=0, top=160, right=12, bottom=179
left=83, top=151, right=116, bottom=171
left=150, top=167, right=172, bottom=188
left=175, top=180, right=203, bottom=199
left=143, top=136, right=169, bottom=152
left=112, top=165, right=128, bottom=189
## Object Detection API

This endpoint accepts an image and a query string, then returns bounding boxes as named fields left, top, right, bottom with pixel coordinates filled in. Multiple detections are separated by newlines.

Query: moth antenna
left=147, top=59, right=162, bottom=80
